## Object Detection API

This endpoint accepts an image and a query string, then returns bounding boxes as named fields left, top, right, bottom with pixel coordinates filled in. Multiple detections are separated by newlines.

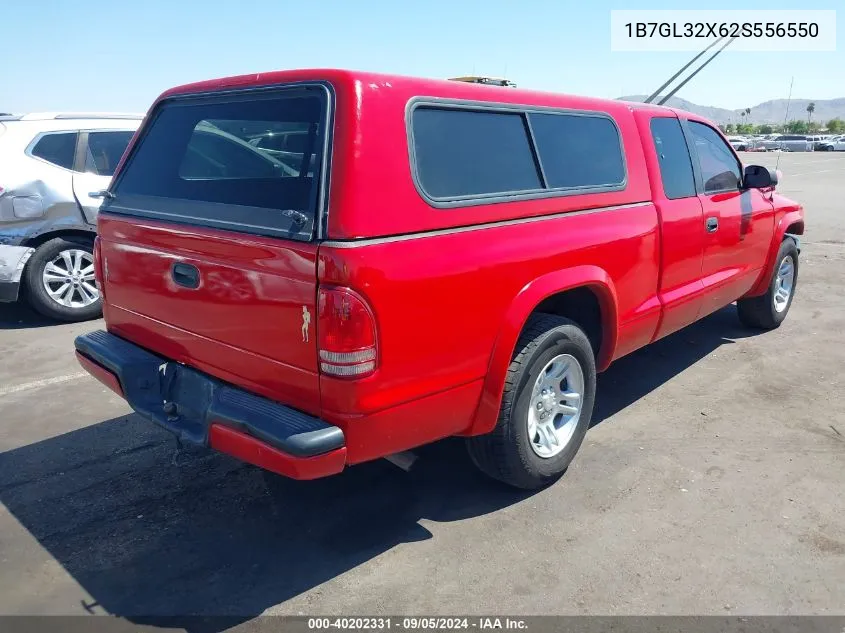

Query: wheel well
left=23, top=229, right=95, bottom=250
left=785, top=220, right=804, bottom=236
left=531, top=286, right=603, bottom=358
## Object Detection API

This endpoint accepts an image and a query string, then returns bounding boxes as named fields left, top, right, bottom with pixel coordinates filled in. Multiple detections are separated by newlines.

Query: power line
left=657, top=37, right=738, bottom=106
left=644, top=36, right=727, bottom=104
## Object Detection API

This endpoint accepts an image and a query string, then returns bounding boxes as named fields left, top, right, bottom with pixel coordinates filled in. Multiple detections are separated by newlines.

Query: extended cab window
left=410, top=106, right=627, bottom=203
left=688, top=122, right=741, bottom=193
left=412, top=107, right=542, bottom=199
left=111, top=87, right=327, bottom=240
left=30, top=132, right=78, bottom=169
left=650, top=118, right=696, bottom=199
left=528, top=112, right=624, bottom=189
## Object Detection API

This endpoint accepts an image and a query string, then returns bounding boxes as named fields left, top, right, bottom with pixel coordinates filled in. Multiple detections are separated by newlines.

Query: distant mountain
left=618, top=95, right=845, bottom=125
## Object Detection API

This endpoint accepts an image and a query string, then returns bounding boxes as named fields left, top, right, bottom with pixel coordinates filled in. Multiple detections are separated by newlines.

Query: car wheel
left=466, top=314, right=596, bottom=489
left=24, top=237, right=102, bottom=322
left=737, top=239, right=798, bottom=330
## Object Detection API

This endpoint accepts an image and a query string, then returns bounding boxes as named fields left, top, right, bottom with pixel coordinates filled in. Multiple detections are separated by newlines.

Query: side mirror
left=743, top=165, right=778, bottom=189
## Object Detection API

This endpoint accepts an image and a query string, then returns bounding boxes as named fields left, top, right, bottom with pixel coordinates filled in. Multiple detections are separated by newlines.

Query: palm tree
left=745, top=107, right=751, bottom=122
left=807, top=102, right=816, bottom=124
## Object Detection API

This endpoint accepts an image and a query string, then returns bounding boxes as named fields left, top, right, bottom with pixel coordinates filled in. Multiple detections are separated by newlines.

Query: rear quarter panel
left=319, top=202, right=660, bottom=431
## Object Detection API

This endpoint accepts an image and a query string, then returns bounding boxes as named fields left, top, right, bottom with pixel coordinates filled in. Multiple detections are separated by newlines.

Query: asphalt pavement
left=1, top=151, right=843, bottom=629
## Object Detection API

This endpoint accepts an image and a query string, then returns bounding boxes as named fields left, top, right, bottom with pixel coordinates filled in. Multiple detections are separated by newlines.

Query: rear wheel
left=466, top=314, right=596, bottom=490
left=737, top=239, right=798, bottom=330
left=25, top=237, right=101, bottom=322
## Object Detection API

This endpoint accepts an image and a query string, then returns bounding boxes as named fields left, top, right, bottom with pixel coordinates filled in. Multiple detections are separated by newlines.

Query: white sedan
left=818, top=136, right=845, bottom=151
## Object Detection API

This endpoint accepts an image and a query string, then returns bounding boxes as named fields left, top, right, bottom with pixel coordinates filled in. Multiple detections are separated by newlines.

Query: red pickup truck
left=74, top=69, right=804, bottom=489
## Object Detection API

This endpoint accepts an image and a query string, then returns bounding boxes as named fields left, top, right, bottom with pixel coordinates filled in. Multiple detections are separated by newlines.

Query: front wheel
left=737, top=239, right=798, bottom=330
left=24, top=237, right=101, bottom=322
left=466, top=314, right=596, bottom=489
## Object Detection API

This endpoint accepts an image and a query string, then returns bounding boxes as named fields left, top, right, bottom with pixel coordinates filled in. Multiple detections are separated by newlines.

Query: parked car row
left=728, top=133, right=845, bottom=152
left=726, top=135, right=751, bottom=151
left=756, top=134, right=816, bottom=152
left=816, top=135, right=845, bottom=151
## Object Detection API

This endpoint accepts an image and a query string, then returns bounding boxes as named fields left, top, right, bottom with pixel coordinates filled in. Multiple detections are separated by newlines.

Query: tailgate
left=96, top=84, right=331, bottom=416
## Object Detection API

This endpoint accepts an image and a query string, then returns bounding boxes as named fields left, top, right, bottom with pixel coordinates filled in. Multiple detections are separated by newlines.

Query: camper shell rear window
left=107, top=84, right=331, bottom=241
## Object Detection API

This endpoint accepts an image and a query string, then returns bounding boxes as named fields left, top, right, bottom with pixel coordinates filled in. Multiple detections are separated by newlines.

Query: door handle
left=171, top=263, right=200, bottom=289
left=706, top=217, right=719, bottom=233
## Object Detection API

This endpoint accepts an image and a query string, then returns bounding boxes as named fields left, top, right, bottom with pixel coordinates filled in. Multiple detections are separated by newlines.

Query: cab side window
left=650, top=118, right=696, bottom=199
left=688, top=122, right=741, bottom=193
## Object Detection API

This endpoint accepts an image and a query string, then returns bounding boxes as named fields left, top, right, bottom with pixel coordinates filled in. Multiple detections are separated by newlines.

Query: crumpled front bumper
left=0, top=245, right=35, bottom=302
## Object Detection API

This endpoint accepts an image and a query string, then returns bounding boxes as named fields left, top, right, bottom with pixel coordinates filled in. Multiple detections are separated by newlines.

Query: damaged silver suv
left=0, top=113, right=141, bottom=321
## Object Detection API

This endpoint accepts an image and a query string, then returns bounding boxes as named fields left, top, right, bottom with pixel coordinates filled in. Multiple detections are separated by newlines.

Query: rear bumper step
left=74, top=330, right=346, bottom=480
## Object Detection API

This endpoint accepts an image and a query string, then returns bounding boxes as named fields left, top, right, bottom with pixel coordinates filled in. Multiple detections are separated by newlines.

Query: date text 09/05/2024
left=307, top=617, right=528, bottom=630
left=624, top=22, right=819, bottom=38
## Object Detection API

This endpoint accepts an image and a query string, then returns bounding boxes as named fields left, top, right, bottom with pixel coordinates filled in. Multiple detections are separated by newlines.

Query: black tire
left=466, top=314, right=597, bottom=490
left=24, top=237, right=102, bottom=322
left=737, top=239, right=798, bottom=330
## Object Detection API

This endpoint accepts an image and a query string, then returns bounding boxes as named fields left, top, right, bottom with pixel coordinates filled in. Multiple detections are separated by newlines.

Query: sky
left=2, top=0, right=843, bottom=114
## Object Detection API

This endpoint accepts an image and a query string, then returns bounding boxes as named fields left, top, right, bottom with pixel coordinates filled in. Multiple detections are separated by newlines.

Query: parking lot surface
left=1, top=152, right=843, bottom=626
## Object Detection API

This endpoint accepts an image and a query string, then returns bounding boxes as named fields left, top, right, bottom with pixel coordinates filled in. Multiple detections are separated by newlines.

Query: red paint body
left=87, top=69, right=804, bottom=477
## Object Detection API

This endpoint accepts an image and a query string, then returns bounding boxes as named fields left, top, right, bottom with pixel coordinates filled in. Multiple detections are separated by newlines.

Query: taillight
left=93, top=236, right=105, bottom=298
left=318, top=287, right=378, bottom=379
